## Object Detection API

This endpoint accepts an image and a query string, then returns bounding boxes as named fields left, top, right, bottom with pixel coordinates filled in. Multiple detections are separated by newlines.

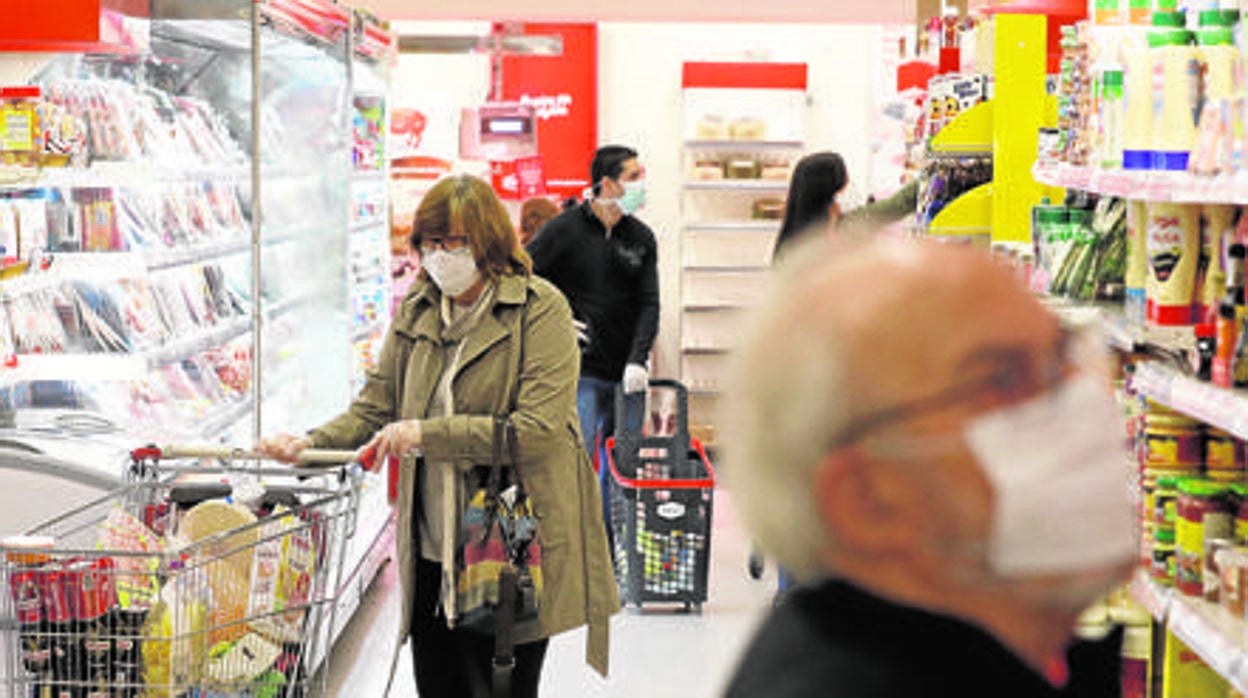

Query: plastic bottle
left=1100, top=70, right=1126, bottom=168
left=1095, top=0, right=1125, bottom=25
left=1146, top=202, right=1201, bottom=325
left=1150, top=15, right=1199, bottom=171
left=1124, top=37, right=1155, bottom=168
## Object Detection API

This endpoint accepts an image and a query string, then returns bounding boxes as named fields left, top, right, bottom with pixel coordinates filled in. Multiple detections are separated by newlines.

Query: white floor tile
left=325, top=488, right=776, bottom=697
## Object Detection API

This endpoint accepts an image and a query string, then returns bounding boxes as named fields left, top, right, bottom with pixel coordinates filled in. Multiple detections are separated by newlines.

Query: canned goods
left=1237, top=483, right=1248, bottom=542
left=1153, top=527, right=1177, bottom=584
left=1218, top=545, right=1248, bottom=617
left=1144, top=413, right=1204, bottom=469
left=1207, top=428, right=1239, bottom=470
left=40, top=563, right=76, bottom=625
left=1177, top=479, right=1235, bottom=596
left=1155, top=476, right=1181, bottom=529
left=9, top=567, right=43, bottom=625
left=72, top=557, right=115, bottom=622
left=1207, top=537, right=1237, bottom=602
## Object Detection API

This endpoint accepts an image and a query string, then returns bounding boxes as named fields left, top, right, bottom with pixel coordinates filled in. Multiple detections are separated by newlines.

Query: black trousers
left=411, top=557, right=549, bottom=698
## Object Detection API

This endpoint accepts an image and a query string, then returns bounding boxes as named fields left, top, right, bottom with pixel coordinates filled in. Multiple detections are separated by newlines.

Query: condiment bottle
left=1146, top=202, right=1201, bottom=325
left=1149, top=14, right=1198, bottom=171
left=1176, top=478, right=1234, bottom=597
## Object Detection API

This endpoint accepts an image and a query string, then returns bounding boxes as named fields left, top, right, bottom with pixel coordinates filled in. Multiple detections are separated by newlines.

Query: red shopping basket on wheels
left=606, top=379, right=715, bottom=612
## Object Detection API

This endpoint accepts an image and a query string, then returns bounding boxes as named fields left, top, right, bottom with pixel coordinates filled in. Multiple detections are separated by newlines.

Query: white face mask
left=964, top=372, right=1135, bottom=579
left=422, top=247, right=481, bottom=298
left=587, top=178, right=647, bottom=216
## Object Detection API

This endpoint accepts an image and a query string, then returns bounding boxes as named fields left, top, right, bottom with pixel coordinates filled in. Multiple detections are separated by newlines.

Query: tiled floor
left=323, top=488, right=775, bottom=697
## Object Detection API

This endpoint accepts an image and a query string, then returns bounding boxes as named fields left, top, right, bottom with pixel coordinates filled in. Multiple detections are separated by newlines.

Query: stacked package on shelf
left=1058, top=23, right=1096, bottom=167
left=1031, top=194, right=1127, bottom=300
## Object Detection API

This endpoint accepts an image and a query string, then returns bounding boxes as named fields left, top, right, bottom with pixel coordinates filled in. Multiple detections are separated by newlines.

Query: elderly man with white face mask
left=721, top=237, right=1136, bottom=698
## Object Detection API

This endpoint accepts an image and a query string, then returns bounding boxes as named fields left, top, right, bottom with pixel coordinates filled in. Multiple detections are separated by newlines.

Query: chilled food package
left=728, top=117, right=766, bottom=141
left=751, top=198, right=785, bottom=220
left=691, top=160, right=724, bottom=180
left=696, top=114, right=727, bottom=140
left=725, top=159, right=760, bottom=180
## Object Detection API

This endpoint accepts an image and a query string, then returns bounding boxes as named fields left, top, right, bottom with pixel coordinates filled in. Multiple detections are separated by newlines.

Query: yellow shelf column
left=993, top=13, right=1050, bottom=243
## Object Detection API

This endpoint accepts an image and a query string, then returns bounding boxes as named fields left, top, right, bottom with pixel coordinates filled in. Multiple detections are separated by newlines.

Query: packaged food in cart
left=0, top=444, right=360, bottom=698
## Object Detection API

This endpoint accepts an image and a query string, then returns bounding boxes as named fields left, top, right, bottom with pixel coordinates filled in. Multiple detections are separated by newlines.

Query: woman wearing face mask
left=771, top=151, right=919, bottom=261
left=256, top=175, right=618, bottom=698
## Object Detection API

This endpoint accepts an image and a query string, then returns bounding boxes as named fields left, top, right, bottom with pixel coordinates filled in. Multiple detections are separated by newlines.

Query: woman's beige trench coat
left=309, top=272, right=619, bottom=676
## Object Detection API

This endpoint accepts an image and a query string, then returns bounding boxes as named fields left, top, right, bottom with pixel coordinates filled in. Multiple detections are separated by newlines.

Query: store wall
left=597, top=22, right=884, bottom=379
left=389, top=22, right=885, bottom=381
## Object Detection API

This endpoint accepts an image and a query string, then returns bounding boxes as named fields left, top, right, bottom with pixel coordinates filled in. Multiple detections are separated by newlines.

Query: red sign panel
left=498, top=23, right=598, bottom=202
left=491, top=155, right=547, bottom=201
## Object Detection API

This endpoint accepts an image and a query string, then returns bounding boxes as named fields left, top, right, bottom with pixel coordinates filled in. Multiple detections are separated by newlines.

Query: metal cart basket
left=1, top=444, right=360, bottom=698
left=606, top=380, right=715, bottom=612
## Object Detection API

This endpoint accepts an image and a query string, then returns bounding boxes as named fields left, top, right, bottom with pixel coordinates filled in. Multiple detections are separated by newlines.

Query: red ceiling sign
left=498, top=23, right=598, bottom=202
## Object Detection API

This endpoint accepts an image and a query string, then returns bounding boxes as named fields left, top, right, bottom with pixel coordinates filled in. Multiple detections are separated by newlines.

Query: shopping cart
left=0, top=444, right=361, bottom=698
left=606, top=379, right=715, bottom=613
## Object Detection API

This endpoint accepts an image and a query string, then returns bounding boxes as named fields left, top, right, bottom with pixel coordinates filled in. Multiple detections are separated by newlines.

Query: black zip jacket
left=725, top=579, right=1123, bottom=698
left=527, top=203, right=659, bottom=382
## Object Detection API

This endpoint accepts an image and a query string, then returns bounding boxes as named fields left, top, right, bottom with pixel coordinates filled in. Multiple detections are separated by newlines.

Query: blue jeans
left=577, top=376, right=644, bottom=549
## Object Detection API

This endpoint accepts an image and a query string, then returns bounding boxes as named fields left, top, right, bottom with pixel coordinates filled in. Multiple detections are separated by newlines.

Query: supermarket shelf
left=684, top=221, right=781, bottom=232
left=1131, top=361, right=1248, bottom=440
left=684, top=180, right=789, bottom=193
left=683, top=140, right=804, bottom=150
left=147, top=315, right=253, bottom=365
left=0, top=162, right=252, bottom=191
left=143, top=237, right=251, bottom=270
left=198, top=396, right=253, bottom=442
left=0, top=354, right=147, bottom=386
left=1032, top=162, right=1248, bottom=204
left=1130, top=570, right=1248, bottom=693
left=350, top=218, right=387, bottom=233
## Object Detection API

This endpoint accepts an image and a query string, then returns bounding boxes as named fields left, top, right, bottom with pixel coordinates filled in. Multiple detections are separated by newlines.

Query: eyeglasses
left=832, top=323, right=1082, bottom=449
left=419, top=235, right=469, bottom=253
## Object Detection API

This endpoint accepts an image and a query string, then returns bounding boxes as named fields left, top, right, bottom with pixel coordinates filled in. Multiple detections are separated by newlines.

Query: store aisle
left=323, top=488, right=775, bottom=697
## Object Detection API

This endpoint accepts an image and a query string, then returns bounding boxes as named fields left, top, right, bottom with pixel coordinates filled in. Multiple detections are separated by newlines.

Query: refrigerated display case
left=0, top=0, right=397, bottom=666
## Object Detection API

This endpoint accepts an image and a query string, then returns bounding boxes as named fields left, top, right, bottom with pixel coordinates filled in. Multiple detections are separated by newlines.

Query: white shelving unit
left=677, top=62, right=808, bottom=438
left=683, top=180, right=790, bottom=192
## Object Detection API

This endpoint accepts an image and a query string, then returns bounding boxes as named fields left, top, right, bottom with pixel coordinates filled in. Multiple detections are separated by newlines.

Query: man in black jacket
left=721, top=238, right=1135, bottom=697
left=528, top=145, right=659, bottom=540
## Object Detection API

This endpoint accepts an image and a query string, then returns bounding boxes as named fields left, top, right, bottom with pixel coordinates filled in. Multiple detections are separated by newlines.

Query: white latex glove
left=623, top=363, right=648, bottom=394
left=572, top=319, right=589, bottom=348
left=255, top=434, right=313, bottom=464
left=360, top=419, right=423, bottom=465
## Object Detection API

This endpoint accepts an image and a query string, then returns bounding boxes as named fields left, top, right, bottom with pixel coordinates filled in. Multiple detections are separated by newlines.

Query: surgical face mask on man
left=961, top=370, right=1136, bottom=604
left=867, top=327, right=1132, bottom=606
left=589, top=178, right=647, bottom=216
left=422, top=247, right=481, bottom=298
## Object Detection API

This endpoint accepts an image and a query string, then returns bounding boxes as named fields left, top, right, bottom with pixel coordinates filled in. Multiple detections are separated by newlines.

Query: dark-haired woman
left=771, top=152, right=919, bottom=261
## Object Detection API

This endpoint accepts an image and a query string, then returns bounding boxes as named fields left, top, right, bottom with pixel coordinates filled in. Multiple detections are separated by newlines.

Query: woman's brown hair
left=411, top=175, right=532, bottom=280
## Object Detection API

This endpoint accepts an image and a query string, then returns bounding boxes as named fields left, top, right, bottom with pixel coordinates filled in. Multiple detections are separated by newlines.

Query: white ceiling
left=353, top=0, right=916, bottom=24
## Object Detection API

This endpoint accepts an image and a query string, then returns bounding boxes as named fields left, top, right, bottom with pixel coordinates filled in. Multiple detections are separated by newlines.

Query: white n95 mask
left=423, top=247, right=481, bottom=298
left=963, top=372, right=1135, bottom=577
